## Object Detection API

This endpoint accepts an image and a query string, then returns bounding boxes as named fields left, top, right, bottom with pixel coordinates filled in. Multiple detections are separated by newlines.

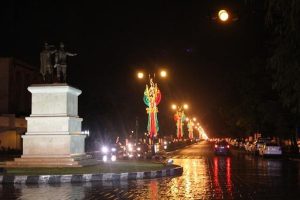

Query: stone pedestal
left=6, top=84, right=98, bottom=167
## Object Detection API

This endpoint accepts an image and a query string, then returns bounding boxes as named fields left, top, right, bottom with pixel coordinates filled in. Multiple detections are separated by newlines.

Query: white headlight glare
left=102, top=146, right=109, bottom=153
left=103, top=155, right=108, bottom=162
left=111, top=155, right=117, bottom=161
left=111, top=148, right=116, bottom=152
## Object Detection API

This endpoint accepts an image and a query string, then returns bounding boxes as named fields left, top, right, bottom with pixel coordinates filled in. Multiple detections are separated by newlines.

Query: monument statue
left=40, top=42, right=56, bottom=81
left=54, top=42, right=77, bottom=82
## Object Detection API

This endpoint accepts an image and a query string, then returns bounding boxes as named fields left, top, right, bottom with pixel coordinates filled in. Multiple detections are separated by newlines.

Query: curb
left=0, top=166, right=183, bottom=185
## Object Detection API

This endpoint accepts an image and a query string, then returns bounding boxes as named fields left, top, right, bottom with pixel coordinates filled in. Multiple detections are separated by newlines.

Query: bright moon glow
left=218, top=9, right=229, bottom=21
left=160, top=70, right=167, bottom=78
left=137, top=72, right=144, bottom=79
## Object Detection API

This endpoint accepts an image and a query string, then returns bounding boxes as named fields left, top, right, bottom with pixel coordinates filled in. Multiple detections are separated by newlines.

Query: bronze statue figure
left=54, top=42, right=77, bottom=82
left=40, top=42, right=56, bottom=81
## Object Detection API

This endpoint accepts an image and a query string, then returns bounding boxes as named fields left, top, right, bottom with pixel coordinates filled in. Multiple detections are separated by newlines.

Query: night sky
left=1, top=1, right=266, bottom=140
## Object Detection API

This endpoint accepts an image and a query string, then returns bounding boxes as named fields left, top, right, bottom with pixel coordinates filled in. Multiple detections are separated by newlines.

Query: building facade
left=0, top=57, right=41, bottom=150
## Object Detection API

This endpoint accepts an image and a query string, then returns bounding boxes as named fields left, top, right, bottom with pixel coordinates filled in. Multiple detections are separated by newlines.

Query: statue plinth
left=6, top=84, right=98, bottom=167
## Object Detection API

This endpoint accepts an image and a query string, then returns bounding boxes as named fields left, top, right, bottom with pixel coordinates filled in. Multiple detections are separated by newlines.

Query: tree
left=265, top=0, right=300, bottom=149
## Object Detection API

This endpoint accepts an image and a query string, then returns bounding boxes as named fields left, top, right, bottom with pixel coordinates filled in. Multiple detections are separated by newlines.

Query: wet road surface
left=1, top=141, right=300, bottom=199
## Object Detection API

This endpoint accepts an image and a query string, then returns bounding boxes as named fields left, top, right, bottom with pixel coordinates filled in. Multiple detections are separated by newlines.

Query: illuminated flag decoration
left=187, top=120, right=194, bottom=139
left=143, top=79, right=161, bottom=139
left=174, top=110, right=186, bottom=139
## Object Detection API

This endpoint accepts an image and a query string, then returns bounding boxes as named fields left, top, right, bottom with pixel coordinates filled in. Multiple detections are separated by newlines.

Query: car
left=252, top=138, right=272, bottom=155
left=214, top=140, right=230, bottom=155
left=100, top=143, right=121, bottom=162
left=259, top=143, right=282, bottom=157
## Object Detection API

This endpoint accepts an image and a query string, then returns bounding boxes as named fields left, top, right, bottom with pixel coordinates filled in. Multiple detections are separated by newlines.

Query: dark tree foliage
left=219, top=56, right=292, bottom=138
left=265, top=0, right=300, bottom=147
left=266, top=0, right=300, bottom=113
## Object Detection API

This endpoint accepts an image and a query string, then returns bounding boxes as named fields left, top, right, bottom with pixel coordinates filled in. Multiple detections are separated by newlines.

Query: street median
left=0, top=160, right=183, bottom=185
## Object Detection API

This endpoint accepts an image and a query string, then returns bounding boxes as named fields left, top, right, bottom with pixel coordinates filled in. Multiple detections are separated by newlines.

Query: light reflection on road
left=172, top=158, right=210, bottom=199
left=1, top=143, right=300, bottom=199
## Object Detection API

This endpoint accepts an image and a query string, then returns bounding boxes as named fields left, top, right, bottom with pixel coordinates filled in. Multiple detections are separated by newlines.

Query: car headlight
left=111, top=155, right=116, bottom=162
left=101, top=146, right=109, bottom=153
left=103, top=155, right=108, bottom=162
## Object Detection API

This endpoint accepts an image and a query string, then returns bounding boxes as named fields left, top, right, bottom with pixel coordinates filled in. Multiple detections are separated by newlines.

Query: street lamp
left=218, top=9, right=229, bottom=22
left=137, top=72, right=144, bottom=79
left=172, top=104, right=188, bottom=140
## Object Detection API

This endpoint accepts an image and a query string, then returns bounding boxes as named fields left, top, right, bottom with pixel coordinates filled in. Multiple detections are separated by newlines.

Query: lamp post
left=172, top=104, right=188, bottom=140
left=137, top=70, right=167, bottom=154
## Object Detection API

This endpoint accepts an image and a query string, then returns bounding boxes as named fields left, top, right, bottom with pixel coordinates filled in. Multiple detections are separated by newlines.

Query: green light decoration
left=143, top=78, right=161, bottom=139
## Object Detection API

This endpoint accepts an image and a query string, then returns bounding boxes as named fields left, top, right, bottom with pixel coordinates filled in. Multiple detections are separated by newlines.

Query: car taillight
left=227, top=145, right=230, bottom=148
left=215, top=144, right=218, bottom=148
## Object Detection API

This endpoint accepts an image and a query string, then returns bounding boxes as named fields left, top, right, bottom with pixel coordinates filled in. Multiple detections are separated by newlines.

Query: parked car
left=253, top=138, right=272, bottom=155
left=214, top=140, right=230, bottom=155
left=259, top=143, right=282, bottom=157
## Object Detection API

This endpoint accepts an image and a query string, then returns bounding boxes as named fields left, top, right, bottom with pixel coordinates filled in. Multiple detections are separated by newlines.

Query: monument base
left=4, top=84, right=99, bottom=168
left=5, top=154, right=99, bottom=168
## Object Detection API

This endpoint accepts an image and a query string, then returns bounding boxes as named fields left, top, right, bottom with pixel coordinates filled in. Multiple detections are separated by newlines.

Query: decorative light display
left=187, top=119, right=194, bottom=140
left=143, top=78, right=161, bottom=139
left=173, top=106, right=186, bottom=139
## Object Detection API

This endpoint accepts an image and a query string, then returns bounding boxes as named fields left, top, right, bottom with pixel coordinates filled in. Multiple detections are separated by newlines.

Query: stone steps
left=5, top=155, right=99, bottom=168
left=5, top=161, right=82, bottom=168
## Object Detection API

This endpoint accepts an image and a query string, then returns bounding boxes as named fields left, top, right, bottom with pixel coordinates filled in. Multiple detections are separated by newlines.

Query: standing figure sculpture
left=54, top=42, right=77, bottom=82
left=143, top=78, right=161, bottom=140
left=40, top=42, right=56, bottom=82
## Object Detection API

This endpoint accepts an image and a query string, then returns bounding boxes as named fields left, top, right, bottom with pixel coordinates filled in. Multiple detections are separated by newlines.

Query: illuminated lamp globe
left=172, top=104, right=177, bottom=110
left=160, top=70, right=167, bottom=78
left=218, top=9, right=229, bottom=22
left=183, top=104, right=189, bottom=109
left=137, top=72, right=144, bottom=79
